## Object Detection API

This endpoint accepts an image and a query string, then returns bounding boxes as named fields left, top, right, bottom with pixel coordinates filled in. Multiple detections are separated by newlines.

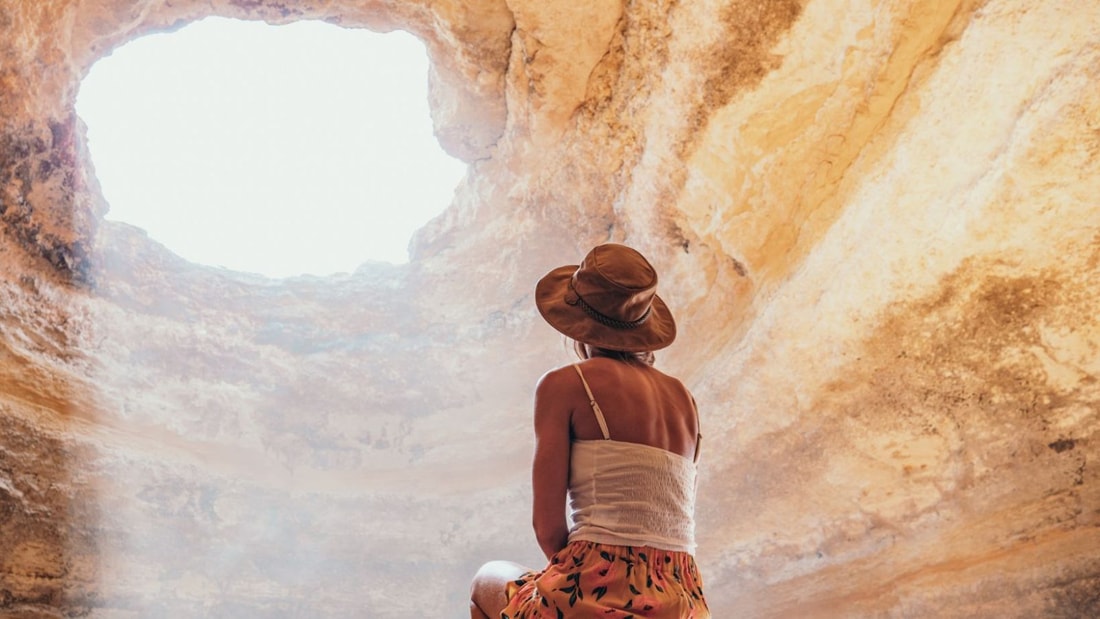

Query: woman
left=470, top=243, right=709, bottom=618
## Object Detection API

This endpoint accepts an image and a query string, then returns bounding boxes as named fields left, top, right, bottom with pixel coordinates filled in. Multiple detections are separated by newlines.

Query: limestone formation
left=1, top=0, right=1098, bottom=617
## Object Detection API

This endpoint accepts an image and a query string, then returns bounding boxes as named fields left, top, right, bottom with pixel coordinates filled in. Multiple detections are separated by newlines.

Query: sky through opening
left=76, top=17, right=467, bottom=278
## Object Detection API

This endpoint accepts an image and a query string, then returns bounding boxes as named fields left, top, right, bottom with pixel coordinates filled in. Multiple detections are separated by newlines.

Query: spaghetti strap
left=572, top=364, right=611, bottom=440
left=691, top=395, right=703, bottom=464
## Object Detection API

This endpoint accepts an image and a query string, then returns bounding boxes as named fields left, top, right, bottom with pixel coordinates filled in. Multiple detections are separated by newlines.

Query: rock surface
left=2, top=0, right=1098, bottom=617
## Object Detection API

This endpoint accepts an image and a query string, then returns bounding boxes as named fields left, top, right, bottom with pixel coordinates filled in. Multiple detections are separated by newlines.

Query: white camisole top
left=566, top=364, right=699, bottom=554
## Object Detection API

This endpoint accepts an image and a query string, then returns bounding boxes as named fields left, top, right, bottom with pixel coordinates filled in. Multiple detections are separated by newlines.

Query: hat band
left=572, top=290, right=652, bottom=330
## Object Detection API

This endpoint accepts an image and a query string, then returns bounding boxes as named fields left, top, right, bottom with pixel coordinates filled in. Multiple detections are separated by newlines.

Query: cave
left=1, top=0, right=1098, bottom=617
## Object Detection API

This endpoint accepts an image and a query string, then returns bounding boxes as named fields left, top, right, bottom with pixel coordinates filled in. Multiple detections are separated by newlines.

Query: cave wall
left=2, top=0, right=1098, bottom=617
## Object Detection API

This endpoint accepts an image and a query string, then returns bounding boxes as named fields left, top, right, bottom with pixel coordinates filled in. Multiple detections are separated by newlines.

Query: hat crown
left=571, top=244, right=658, bottom=323
left=534, top=243, right=676, bottom=352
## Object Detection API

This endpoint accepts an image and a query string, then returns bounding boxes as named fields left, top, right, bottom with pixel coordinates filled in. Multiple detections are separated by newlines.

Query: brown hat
left=535, top=243, right=676, bottom=352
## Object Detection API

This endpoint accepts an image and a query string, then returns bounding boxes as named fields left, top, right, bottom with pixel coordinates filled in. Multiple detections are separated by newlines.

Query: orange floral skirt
left=501, top=540, right=709, bottom=618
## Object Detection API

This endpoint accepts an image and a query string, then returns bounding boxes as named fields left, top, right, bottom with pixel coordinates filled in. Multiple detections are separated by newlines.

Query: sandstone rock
left=1, top=0, right=1098, bottom=617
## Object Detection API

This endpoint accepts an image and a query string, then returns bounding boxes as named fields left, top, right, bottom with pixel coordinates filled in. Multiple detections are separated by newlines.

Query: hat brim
left=535, top=265, right=677, bottom=352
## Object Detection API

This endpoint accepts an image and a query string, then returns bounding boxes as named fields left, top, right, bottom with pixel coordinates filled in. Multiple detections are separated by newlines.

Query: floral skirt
left=501, top=540, right=709, bottom=618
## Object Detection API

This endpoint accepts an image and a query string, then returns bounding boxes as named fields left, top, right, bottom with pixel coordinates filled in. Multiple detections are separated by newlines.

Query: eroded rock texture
left=1, top=0, right=1098, bottom=617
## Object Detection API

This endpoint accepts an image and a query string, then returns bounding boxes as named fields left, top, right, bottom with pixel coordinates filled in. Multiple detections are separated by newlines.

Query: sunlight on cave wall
left=0, top=0, right=1098, bottom=617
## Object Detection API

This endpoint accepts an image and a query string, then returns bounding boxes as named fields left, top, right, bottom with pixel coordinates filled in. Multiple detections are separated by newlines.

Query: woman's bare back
left=563, top=356, right=699, bottom=459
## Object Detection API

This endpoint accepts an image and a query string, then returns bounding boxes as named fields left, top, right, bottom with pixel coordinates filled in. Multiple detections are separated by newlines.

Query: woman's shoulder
left=534, top=362, right=585, bottom=396
left=537, top=362, right=579, bottom=381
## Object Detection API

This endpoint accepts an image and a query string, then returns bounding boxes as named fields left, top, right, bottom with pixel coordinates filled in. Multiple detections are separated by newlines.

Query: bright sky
left=76, top=17, right=467, bottom=278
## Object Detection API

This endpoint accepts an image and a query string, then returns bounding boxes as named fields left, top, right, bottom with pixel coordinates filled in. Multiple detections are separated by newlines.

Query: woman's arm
left=531, top=370, right=572, bottom=561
